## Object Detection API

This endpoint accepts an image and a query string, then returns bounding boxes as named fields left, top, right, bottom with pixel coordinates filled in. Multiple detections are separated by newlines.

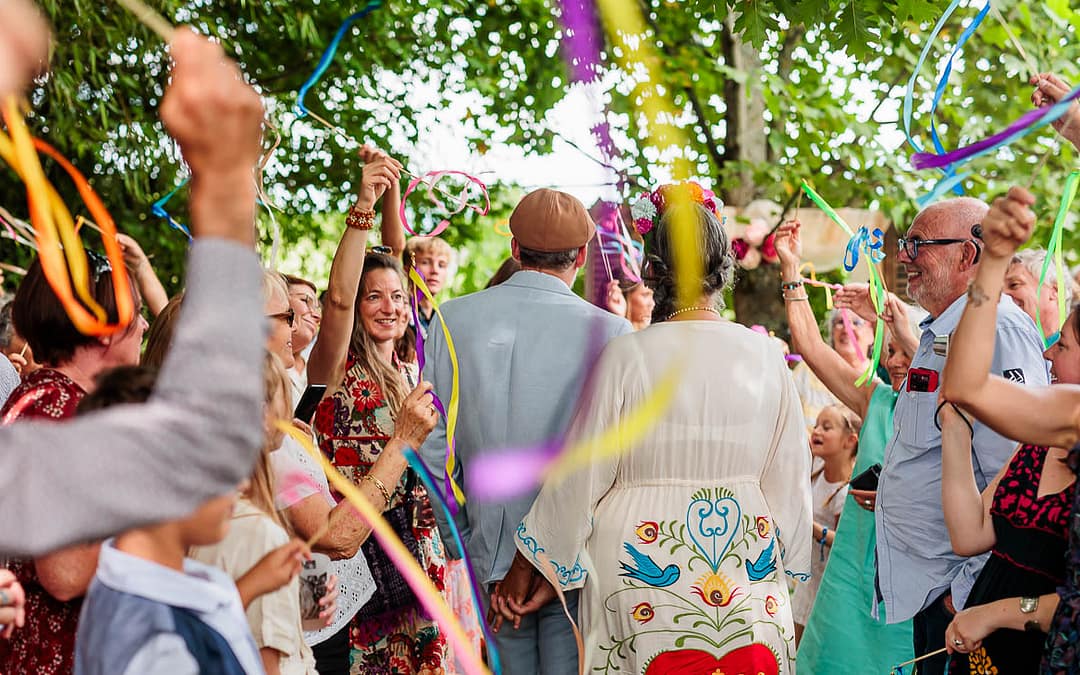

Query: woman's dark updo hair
left=644, top=201, right=736, bottom=323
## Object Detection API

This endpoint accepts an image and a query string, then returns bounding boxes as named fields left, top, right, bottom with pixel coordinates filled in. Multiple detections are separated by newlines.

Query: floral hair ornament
left=630, top=181, right=721, bottom=235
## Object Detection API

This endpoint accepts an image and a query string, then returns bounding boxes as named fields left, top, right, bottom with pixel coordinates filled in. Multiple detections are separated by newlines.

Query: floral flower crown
left=629, top=181, right=722, bottom=235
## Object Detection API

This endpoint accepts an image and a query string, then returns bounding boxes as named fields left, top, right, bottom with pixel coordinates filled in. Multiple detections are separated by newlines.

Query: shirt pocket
left=895, top=390, right=941, bottom=453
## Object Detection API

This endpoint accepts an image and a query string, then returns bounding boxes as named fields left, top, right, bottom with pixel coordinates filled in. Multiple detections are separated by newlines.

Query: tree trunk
left=721, top=17, right=786, bottom=333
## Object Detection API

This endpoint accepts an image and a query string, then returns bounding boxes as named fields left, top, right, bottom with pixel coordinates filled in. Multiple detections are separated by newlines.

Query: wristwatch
left=1020, top=596, right=1041, bottom=632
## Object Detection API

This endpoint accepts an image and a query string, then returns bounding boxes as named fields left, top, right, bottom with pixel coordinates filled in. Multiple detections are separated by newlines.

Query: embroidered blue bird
left=746, top=537, right=777, bottom=581
left=619, top=542, right=680, bottom=587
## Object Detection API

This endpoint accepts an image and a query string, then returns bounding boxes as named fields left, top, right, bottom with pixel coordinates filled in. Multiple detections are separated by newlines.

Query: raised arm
left=939, top=398, right=1001, bottom=556
left=941, top=187, right=1080, bottom=449
left=0, top=28, right=270, bottom=557
left=118, top=233, right=169, bottom=317
left=306, top=148, right=401, bottom=389
left=775, top=221, right=875, bottom=418
left=379, top=173, right=406, bottom=257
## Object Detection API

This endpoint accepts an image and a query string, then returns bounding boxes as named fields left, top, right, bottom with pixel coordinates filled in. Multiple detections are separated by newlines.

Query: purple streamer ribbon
left=912, top=82, right=1080, bottom=170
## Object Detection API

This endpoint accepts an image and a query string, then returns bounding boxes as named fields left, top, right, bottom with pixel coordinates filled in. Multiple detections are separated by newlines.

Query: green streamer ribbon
left=800, top=181, right=885, bottom=387
left=1035, top=170, right=1079, bottom=347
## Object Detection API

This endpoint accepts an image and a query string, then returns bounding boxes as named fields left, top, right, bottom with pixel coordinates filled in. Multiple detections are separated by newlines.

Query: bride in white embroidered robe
left=516, top=320, right=813, bottom=675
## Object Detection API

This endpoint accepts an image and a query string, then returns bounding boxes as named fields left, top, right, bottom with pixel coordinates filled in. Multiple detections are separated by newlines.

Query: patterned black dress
left=1041, top=444, right=1080, bottom=673
left=949, top=444, right=1074, bottom=674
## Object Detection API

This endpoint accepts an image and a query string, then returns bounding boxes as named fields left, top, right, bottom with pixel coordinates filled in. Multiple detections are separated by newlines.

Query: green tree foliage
left=1, top=0, right=1078, bottom=300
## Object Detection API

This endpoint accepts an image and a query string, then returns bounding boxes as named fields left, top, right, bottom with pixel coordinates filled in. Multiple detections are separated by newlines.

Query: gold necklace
left=665, top=305, right=721, bottom=321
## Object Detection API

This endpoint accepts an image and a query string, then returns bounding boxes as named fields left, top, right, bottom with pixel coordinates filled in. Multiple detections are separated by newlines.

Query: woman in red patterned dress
left=0, top=253, right=146, bottom=675
left=308, top=149, right=448, bottom=674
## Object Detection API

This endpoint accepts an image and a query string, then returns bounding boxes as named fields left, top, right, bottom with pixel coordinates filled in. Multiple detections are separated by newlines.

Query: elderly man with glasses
left=864, top=197, right=1049, bottom=674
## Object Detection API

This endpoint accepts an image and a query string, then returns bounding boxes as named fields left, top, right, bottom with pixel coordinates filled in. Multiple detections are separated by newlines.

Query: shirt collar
left=920, top=293, right=1017, bottom=338
left=96, top=539, right=242, bottom=615
left=501, top=270, right=575, bottom=296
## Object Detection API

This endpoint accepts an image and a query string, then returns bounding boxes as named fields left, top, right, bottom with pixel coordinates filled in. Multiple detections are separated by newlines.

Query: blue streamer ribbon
left=150, top=178, right=192, bottom=240
left=904, top=0, right=990, bottom=199
left=402, top=448, right=503, bottom=675
left=843, top=226, right=886, bottom=272
left=294, top=2, right=384, bottom=118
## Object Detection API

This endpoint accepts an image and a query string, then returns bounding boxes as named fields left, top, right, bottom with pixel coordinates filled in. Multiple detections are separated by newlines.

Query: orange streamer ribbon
left=0, top=96, right=132, bottom=336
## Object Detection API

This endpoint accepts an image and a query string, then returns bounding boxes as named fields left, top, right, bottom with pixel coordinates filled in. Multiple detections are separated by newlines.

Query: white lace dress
left=271, top=434, right=376, bottom=645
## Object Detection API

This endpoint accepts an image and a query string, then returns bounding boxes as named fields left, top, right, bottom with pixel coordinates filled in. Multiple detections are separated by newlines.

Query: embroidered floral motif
left=691, top=571, right=740, bottom=607
left=596, top=488, right=796, bottom=674
left=756, top=515, right=771, bottom=538
left=636, top=521, right=659, bottom=544
left=765, top=595, right=779, bottom=617
left=631, top=602, right=655, bottom=624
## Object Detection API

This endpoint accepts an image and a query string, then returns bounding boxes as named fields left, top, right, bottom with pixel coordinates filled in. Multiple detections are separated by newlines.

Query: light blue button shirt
left=875, top=294, right=1048, bottom=623
left=82, top=539, right=264, bottom=675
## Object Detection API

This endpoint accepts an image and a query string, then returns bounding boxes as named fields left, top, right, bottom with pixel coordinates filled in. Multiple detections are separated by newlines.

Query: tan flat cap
left=509, top=188, right=595, bottom=252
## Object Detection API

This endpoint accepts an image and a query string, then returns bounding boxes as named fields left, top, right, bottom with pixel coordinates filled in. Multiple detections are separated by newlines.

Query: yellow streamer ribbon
left=799, top=262, right=833, bottom=309
left=544, top=362, right=682, bottom=483
left=408, top=268, right=467, bottom=509
left=276, top=422, right=489, bottom=675
left=595, top=0, right=701, bottom=309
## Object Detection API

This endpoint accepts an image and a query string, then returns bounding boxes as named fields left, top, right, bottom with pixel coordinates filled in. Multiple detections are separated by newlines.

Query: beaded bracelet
left=346, top=205, right=376, bottom=231
left=780, top=279, right=803, bottom=291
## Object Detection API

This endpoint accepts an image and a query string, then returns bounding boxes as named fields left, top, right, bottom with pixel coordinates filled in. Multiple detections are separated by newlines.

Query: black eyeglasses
left=267, top=308, right=295, bottom=327
left=897, top=237, right=981, bottom=263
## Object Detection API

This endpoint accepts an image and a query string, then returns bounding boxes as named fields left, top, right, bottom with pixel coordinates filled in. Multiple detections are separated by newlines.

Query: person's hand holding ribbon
left=355, top=146, right=402, bottom=212
left=605, top=279, right=627, bottom=318
left=773, top=219, right=803, bottom=278
left=390, top=381, right=440, bottom=450
left=1031, top=73, right=1080, bottom=149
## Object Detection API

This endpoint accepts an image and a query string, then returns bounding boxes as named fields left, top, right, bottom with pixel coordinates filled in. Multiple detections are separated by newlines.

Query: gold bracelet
left=346, top=204, right=376, bottom=231
left=361, top=474, right=391, bottom=509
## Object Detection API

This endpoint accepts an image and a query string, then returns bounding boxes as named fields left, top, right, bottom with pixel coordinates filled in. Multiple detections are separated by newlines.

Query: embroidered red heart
left=644, top=644, right=779, bottom=675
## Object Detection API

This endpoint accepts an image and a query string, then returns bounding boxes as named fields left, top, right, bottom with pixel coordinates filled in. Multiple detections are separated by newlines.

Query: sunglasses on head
left=86, top=249, right=112, bottom=282
left=267, top=307, right=295, bottom=327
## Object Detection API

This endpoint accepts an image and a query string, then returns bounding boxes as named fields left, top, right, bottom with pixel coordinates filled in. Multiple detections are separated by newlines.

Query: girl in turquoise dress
left=775, top=221, right=917, bottom=672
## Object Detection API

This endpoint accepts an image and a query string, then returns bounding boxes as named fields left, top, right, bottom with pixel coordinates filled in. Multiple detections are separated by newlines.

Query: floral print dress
left=0, top=369, right=87, bottom=675
left=314, top=353, right=450, bottom=675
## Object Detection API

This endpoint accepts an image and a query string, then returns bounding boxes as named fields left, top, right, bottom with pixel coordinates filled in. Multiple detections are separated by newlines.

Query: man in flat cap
left=419, top=188, right=631, bottom=672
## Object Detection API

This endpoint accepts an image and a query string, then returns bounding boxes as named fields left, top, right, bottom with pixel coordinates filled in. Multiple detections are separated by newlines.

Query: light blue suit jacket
left=419, top=270, right=632, bottom=584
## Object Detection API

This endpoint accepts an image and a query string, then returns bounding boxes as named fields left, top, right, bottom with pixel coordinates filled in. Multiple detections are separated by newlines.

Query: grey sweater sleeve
left=0, top=239, right=266, bottom=557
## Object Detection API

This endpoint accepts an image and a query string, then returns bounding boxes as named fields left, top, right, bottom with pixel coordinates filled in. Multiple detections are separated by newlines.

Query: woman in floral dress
left=308, top=149, right=449, bottom=674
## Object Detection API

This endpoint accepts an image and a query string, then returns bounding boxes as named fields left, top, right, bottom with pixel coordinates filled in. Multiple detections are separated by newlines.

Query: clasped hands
left=487, top=552, right=557, bottom=632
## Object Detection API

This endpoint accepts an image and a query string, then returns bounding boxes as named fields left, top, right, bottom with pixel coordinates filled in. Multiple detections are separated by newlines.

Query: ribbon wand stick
left=114, top=0, right=175, bottom=41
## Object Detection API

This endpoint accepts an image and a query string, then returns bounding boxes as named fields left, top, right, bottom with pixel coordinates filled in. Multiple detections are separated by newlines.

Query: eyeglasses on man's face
left=267, top=308, right=295, bottom=327
left=896, top=236, right=973, bottom=261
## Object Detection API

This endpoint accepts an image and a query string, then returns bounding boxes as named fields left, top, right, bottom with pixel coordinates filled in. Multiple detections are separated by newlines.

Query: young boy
left=404, top=236, right=455, bottom=337
left=73, top=366, right=306, bottom=675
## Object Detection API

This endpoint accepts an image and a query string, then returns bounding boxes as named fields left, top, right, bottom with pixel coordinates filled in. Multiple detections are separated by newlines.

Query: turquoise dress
left=796, top=385, right=913, bottom=673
